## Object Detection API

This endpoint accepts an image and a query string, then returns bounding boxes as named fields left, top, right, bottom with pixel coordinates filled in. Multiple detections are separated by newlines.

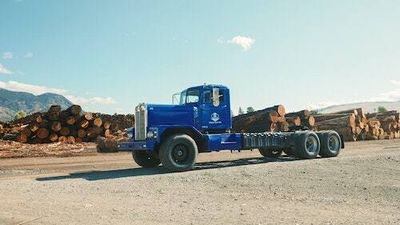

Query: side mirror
left=212, top=88, right=220, bottom=107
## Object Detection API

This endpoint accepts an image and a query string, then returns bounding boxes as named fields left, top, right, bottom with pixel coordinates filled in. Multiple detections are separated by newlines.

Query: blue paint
left=119, top=84, right=241, bottom=152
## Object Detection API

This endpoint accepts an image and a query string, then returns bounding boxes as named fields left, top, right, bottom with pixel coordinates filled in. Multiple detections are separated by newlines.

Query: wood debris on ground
left=0, top=140, right=97, bottom=158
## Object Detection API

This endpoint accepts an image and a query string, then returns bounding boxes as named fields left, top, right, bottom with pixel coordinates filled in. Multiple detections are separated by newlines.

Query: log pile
left=285, top=110, right=315, bottom=130
left=232, top=105, right=400, bottom=142
left=233, top=105, right=286, bottom=133
left=0, top=105, right=116, bottom=144
left=232, top=105, right=315, bottom=133
left=93, top=113, right=135, bottom=131
left=314, top=108, right=400, bottom=141
left=366, top=111, right=400, bottom=140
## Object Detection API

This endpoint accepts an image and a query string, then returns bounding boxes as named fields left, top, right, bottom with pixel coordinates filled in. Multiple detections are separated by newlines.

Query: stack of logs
left=365, top=110, right=400, bottom=140
left=232, top=105, right=400, bottom=142
left=314, top=108, right=400, bottom=141
left=0, top=105, right=113, bottom=144
left=232, top=105, right=315, bottom=133
left=314, top=109, right=365, bottom=142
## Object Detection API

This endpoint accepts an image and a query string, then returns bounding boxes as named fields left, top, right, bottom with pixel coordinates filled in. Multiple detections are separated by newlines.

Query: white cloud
left=2, top=52, right=13, bottom=60
left=370, top=89, right=400, bottom=102
left=227, top=35, right=255, bottom=51
left=0, top=80, right=67, bottom=95
left=0, top=80, right=116, bottom=106
left=65, top=95, right=116, bottom=105
left=389, top=79, right=400, bottom=86
left=0, top=64, right=13, bottom=74
left=24, top=52, right=34, bottom=58
left=369, top=80, right=400, bottom=102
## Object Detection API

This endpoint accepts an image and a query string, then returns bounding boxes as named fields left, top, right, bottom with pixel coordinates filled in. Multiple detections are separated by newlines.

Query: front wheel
left=132, top=151, right=161, bottom=168
left=159, top=134, right=198, bottom=172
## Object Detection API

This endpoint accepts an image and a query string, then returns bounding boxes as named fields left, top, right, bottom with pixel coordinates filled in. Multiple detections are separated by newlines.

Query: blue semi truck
left=118, top=84, right=343, bottom=172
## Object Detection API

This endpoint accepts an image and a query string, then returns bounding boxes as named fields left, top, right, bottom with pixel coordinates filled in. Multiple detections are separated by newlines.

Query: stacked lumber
left=1, top=105, right=112, bottom=144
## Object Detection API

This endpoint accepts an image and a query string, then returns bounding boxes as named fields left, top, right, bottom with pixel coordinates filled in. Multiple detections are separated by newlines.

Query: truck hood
left=146, top=104, right=198, bottom=127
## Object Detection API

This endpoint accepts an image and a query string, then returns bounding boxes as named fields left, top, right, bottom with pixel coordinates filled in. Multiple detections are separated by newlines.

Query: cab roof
left=185, top=84, right=228, bottom=91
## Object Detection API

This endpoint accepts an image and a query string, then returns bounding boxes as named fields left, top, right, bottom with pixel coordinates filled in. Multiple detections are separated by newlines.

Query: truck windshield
left=179, top=89, right=200, bottom=104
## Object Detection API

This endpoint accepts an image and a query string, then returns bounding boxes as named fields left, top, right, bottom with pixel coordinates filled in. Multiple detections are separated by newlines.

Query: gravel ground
left=0, top=140, right=399, bottom=225
left=0, top=141, right=97, bottom=158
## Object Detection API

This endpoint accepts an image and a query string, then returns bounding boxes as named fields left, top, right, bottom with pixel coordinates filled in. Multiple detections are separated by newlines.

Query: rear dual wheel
left=317, top=131, right=342, bottom=157
left=259, top=132, right=321, bottom=159
left=293, top=131, right=321, bottom=159
left=283, top=131, right=341, bottom=159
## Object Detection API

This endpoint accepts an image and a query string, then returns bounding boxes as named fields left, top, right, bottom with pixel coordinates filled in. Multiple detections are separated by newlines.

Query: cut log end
left=93, top=118, right=103, bottom=127
left=36, top=128, right=49, bottom=139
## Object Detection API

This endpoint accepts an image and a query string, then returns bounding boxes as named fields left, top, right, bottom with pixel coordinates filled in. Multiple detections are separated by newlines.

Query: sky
left=1, top=0, right=400, bottom=114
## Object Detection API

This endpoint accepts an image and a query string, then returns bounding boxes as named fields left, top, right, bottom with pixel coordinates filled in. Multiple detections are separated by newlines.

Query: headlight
left=147, top=131, right=155, bottom=138
left=126, top=128, right=134, bottom=139
left=128, top=132, right=133, bottom=139
left=146, top=128, right=158, bottom=139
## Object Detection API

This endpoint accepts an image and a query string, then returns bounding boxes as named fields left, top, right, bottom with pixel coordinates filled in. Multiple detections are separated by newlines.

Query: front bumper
left=117, top=140, right=156, bottom=151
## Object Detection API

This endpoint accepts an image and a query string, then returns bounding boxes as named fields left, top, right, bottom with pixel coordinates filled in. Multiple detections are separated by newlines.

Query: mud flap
left=339, top=134, right=345, bottom=149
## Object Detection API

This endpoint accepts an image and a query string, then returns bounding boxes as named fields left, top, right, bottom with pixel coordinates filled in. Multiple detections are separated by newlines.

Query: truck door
left=200, top=87, right=231, bottom=131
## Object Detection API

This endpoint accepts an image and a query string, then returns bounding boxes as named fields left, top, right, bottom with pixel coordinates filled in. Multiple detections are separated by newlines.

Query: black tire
left=317, top=131, right=342, bottom=157
left=132, top=151, right=161, bottom=168
left=259, top=148, right=282, bottom=158
left=159, top=134, right=198, bottom=172
left=293, top=131, right=320, bottom=159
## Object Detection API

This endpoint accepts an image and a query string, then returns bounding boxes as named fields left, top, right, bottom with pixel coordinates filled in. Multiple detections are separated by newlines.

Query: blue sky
left=1, top=0, right=400, bottom=114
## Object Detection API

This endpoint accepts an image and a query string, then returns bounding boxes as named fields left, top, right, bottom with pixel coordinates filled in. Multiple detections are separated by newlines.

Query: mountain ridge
left=0, top=88, right=73, bottom=122
left=316, top=101, right=400, bottom=114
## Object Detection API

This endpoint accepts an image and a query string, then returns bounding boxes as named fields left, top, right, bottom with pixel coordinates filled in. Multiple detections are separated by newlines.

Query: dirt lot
left=0, top=140, right=399, bottom=225
left=0, top=141, right=97, bottom=158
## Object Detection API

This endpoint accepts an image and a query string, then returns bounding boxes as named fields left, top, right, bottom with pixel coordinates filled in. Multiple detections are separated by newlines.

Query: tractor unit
left=118, top=84, right=343, bottom=172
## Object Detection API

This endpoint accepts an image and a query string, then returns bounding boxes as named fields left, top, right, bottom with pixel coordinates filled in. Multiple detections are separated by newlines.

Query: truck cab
left=118, top=84, right=343, bottom=172
left=179, top=84, right=232, bottom=132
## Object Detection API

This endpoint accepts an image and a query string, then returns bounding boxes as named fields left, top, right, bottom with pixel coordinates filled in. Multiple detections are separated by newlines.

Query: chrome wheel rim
left=305, top=135, right=318, bottom=154
left=172, top=144, right=189, bottom=163
left=328, top=135, right=340, bottom=152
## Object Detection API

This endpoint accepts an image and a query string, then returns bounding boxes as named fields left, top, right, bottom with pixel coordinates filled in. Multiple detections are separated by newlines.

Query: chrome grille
left=135, top=103, right=147, bottom=140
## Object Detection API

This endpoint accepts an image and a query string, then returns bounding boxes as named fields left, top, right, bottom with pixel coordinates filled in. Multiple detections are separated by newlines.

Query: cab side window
left=204, top=91, right=212, bottom=103
left=203, top=88, right=227, bottom=106
left=219, top=90, right=225, bottom=103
